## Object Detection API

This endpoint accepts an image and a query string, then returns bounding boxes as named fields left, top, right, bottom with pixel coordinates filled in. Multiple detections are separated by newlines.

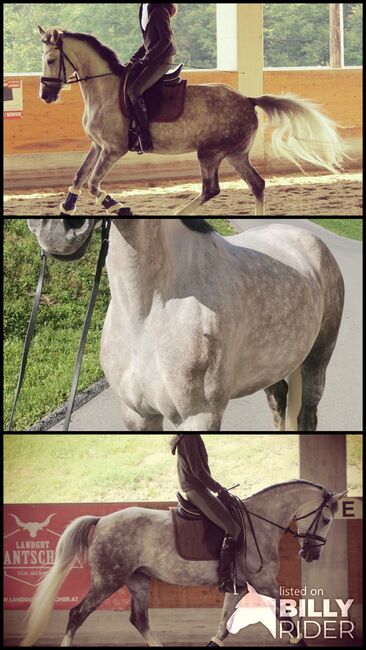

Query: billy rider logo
left=227, top=583, right=355, bottom=641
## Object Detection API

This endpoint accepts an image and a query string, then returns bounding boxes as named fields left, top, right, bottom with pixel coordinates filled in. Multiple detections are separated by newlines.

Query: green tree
left=4, top=3, right=362, bottom=73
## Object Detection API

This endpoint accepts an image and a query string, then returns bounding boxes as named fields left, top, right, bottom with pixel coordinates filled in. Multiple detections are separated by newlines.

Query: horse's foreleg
left=59, top=143, right=101, bottom=216
left=178, top=411, right=224, bottom=431
left=256, top=583, right=306, bottom=646
left=88, top=148, right=133, bottom=216
left=208, top=591, right=247, bottom=647
left=120, top=402, right=164, bottom=431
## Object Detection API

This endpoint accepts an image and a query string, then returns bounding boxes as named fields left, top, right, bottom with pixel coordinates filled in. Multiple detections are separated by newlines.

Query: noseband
left=8, top=219, right=113, bottom=432
left=40, top=38, right=79, bottom=87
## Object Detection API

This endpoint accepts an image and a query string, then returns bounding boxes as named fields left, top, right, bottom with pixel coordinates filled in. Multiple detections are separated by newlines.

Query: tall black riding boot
left=218, top=535, right=237, bottom=593
left=131, top=97, right=153, bottom=153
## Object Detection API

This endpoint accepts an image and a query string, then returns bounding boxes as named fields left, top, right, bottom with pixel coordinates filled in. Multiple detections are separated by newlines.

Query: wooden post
left=330, top=4, right=344, bottom=68
left=216, top=3, right=264, bottom=162
left=300, top=435, right=348, bottom=636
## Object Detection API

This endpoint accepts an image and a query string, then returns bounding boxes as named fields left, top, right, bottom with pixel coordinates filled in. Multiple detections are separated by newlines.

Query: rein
left=8, top=219, right=113, bottom=432
left=231, top=490, right=332, bottom=575
left=40, top=36, right=187, bottom=88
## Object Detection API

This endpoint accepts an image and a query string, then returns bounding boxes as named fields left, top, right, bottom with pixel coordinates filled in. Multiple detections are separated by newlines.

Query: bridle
left=8, top=218, right=114, bottom=432
left=40, top=36, right=114, bottom=88
left=293, top=490, right=333, bottom=548
left=231, top=488, right=333, bottom=576
left=245, top=489, right=333, bottom=547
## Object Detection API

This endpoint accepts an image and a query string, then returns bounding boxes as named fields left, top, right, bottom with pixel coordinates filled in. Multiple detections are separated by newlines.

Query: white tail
left=252, top=94, right=347, bottom=173
left=20, top=516, right=99, bottom=647
left=287, top=366, right=302, bottom=431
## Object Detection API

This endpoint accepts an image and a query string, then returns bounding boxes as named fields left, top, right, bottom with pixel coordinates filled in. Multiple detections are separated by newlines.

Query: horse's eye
left=47, top=60, right=55, bottom=65
left=323, top=516, right=331, bottom=524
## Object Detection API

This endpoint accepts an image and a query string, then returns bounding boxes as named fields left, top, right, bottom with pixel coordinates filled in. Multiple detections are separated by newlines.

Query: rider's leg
left=127, top=62, right=172, bottom=152
left=185, top=488, right=241, bottom=541
left=185, top=488, right=242, bottom=593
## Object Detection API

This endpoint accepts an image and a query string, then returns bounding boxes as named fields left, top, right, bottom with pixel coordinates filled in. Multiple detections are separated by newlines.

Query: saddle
left=171, top=493, right=244, bottom=562
left=120, top=64, right=187, bottom=123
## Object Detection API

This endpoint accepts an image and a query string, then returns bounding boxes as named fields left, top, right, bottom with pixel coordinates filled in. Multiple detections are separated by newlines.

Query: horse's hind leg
left=127, top=572, right=163, bottom=647
left=298, top=348, right=335, bottom=432
left=226, top=150, right=265, bottom=215
left=175, top=149, right=224, bottom=216
left=265, top=380, right=288, bottom=431
left=61, top=582, right=123, bottom=646
left=298, top=266, right=344, bottom=431
left=298, top=327, right=342, bottom=431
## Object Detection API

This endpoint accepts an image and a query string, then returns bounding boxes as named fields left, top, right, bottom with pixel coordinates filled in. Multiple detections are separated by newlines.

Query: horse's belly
left=230, top=296, right=323, bottom=396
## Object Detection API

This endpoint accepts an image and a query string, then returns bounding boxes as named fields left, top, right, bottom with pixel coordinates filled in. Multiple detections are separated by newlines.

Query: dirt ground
left=4, top=171, right=362, bottom=216
left=5, top=609, right=363, bottom=647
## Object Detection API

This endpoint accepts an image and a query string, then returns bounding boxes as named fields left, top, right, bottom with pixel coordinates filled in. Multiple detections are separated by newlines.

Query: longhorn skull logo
left=9, top=513, right=56, bottom=538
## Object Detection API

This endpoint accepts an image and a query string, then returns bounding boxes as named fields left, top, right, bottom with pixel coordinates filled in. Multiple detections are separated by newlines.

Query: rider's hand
left=130, top=60, right=145, bottom=72
left=218, top=488, right=232, bottom=505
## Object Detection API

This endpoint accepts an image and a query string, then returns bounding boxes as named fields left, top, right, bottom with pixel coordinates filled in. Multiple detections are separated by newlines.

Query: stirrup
left=137, top=134, right=153, bottom=155
left=129, top=125, right=143, bottom=154
left=218, top=577, right=244, bottom=595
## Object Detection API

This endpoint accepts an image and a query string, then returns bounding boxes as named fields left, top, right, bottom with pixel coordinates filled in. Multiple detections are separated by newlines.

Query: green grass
left=309, top=219, right=362, bottom=240
left=4, top=434, right=362, bottom=503
left=208, top=219, right=236, bottom=235
left=4, top=219, right=112, bottom=430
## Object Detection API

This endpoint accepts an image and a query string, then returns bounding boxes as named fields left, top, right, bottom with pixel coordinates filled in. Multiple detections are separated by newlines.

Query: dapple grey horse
left=38, top=27, right=346, bottom=217
left=27, top=218, right=344, bottom=431
left=21, top=480, right=347, bottom=647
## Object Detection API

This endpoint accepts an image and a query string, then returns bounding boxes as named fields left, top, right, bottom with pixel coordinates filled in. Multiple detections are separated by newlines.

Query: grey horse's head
left=28, top=219, right=102, bottom=261
left=296, top=489, right=347, bottom=563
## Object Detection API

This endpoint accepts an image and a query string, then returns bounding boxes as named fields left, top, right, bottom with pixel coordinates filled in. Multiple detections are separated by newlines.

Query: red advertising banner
left=3, top=504, right=132, bottom=611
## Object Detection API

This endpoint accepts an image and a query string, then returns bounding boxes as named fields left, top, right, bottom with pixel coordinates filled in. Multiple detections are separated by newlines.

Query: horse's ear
left=38, top=26, right=46, bottom=37
left=330, top=490, right=348, bottom=504
left=51, top=28, right=62, bottom=44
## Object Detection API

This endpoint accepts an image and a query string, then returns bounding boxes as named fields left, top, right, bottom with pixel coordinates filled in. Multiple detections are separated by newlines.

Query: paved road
left=51, top=219, right=362, bottom=431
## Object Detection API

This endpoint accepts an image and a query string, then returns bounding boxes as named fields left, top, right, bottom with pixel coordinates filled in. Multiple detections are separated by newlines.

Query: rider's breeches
left=127, top=62, right=173, bottom=103
left=186, top=487, right=242, bottom=542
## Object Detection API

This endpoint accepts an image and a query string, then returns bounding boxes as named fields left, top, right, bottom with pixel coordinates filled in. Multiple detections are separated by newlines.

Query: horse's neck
left=65, top=39, right=114, bottom=106
left=107, top=220, right=188, bottom=322
left=106, top=220, right=204, bottom=322
left=248, top=483, right=320, bottom=526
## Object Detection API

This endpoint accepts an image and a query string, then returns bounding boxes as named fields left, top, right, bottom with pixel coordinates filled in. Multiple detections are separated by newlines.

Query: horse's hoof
left=118, top=208, right=133, bottom=216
